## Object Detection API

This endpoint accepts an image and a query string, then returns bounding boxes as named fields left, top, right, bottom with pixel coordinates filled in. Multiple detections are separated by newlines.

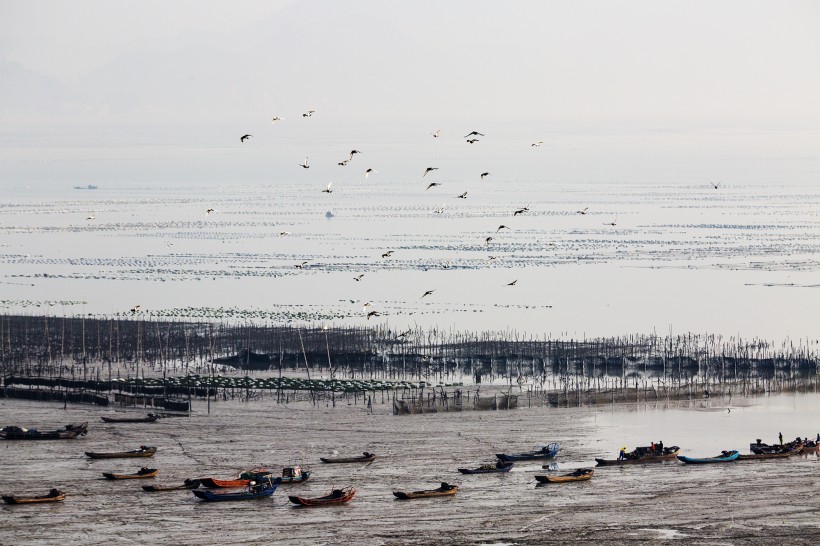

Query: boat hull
left=142, top=479, right=201, bottom=492
left=596, top=448, right=680, bottom=466
left=393, top=485, right=458, bottom=500
left=103, top=469, right=158, bottom=480
left=677, top=451, right=739, bottom=464
left=288, top=487, right=355, bottom=506
left=535, top=469, right=594, bottom=483
left=2, top=491, right=66, bottom=504
left=458, top=462, right=514, bottom=474
left=0, top=422, right=88, bottom=440
left=193, top=481, right=279, bottom=502
left=85, top=447, right=157, bottom=459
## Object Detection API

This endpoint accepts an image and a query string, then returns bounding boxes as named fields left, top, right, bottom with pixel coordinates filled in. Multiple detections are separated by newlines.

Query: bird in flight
left=205, top=208, right=215, bottom=215
left=365, top=168, right=377, bottom=179
left=240, top=134, right=252, bottom=142
left=513, top=207, right=529, bottom=216
left=457, top=192, right=468, bottom=199
left=301, top=157, right=310, bottom=169
left=338, top=159, right=349, bottom=166
left=366, top=310, right=380, bottom=320
left=303, top=110, right=315, bottom=117
left=322, top=182, right=333, bottom=193
left=353, top=274, right=364, bottom=282
left=295, top=261, right=308, bottom=269
left=496, top=225, right=510, bottom=232
left=426, top=182, right=442, bottom=190
left=348, top=150, right=362, bottom=160
left=86, top=214, right=95, bottom=220
left=487, top=255, right=497, bottom=261
left=423, top=167, right=438, bottom=177
left=466, top=139, right=479, bottom=144
left=130, top=304, right=141, bottom=313
left=531, top=141, right=543, bottom=147
left=432, top=129, right=441, bottom=138
left=464, top=131, right=485, bottom=138
left=711, top=181, right=721, bottom=189
left=603, top=215, right=617, bottom=226
left=396, top=329, right=412, bottom=339
left=485, top=236, right=493, bottom=245
left=381, top=250, right=394, bottom=258
left=271, top=117, right=283, bottom=125
left=576, top=207, right=589, bottom=215
left=434, top=204, right=446, bottom=214
left=480, top=172, right=490, bottom=179
left=506, top=280, right=517, bottom=286
left=421, top=290, right=435, bottom=299
left=278, top=231, right=291, bottom=237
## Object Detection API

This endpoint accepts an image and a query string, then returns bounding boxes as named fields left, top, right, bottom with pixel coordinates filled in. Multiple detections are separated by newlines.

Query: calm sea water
left=1, top=127, right=818, bottom=341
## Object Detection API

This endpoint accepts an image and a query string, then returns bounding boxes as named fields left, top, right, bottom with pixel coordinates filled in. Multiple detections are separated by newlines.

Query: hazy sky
left=1, top=0, right=819, bottom=130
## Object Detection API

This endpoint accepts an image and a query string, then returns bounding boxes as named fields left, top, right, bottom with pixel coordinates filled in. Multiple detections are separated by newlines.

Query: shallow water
left=1, top=392, right=818, bottom=544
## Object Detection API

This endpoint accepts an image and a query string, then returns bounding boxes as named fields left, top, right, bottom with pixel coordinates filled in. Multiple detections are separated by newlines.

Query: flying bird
left=603, top=216, right=617, bottom=226
left=366, top=310, right=380, bottom=320
left=322, top=182, right=333, bottom=193
left=271, top=116, right=283, bottom=124
left=513, top=205, right=530, bottom=216
left=278, top=231, right=291, bottom=237
left=426, top=182, right=442, bottom=190
left=496, top=225, right=509, bottom=232
left=421, top=290, right=435, bottom=299
left=130, top=304, right=141, bottom=313
left=432, top=129, right=441, bottom=138
left=365, top=168, right=377, bottom=179
left=480, top=172, right=490, bottom=179
left=457, top=192, right=468, bottom=199
left=423, top=167, right=438, bottom=177
left=434, top=204, right=446, bottom=214
left=464, top=131, right=485, bottom=138
left=485, top=236, right=493, bottom=245
left=85, top=214, right=96, bottom=220
left=303, top=110, right=315, bottom=117
left=506, top=280, right=518, bottom=286
left=348, top=150, right=362, bottom=160
left=711, top=181, right=721, bottom=189
left=295, top=261, right=308, bottom=269
left=466, top=139, right=479, bottom=144
left=338, top=159, right=349, bottom=166
left=487, top=255, right=497, bottom=261
left=353, top=274, right=364, bottom=282
left=381, top=250, right=394, bottom=258
left=240, top=134, right=253, bottom=142
left=301, top=157, right=310, bottom=169
left=577, top=207, right=589, bottom=215
left=205, top=208, right=215, bottom=215
left=396, top=329, right=412, bottom=338
left=531, top=141, right=543, bottom=147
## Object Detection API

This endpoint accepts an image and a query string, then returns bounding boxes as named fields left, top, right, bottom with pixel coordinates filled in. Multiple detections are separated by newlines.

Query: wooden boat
left=3, top=489, right=66, bottom=504
left=102, top=467, right=158, bottom=480
left=192, top=478, right=280, bottom=502
left=458, top=462, right=514, bottom=474
left=535, top=468, right=594, bottom=484
left=142, top=479, right=201, bottom=492
left=738, top=445, right=802, bottom=460
left=393, top=482, right=458, bottom=500
left=799, top=441, right=820, bottom=454
left=496, top=442, right=560, bottom=462
left=279, top=466, right=311, bottom=483
left=595, top=445, right=680, bottom=466
left=677, top=450, right=739, bottom=464
left=0, top=422, right=88, bottom=440
left=85, top=446, right=157, bottom=459
left=288, top=487, right=356, bottom=506
left=320, top=452, right=375, bottom=464
left=199, top=468, right=271, bottom=489
left=100, top=413, right=159, bottom=423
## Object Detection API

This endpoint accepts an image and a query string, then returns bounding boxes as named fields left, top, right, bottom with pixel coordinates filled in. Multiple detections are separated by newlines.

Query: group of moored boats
left=2, top=417, right=818, bottom=505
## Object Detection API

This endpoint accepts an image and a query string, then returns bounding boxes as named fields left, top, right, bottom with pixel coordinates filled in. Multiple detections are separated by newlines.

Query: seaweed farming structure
left=0, top=314, right=817, bottom=411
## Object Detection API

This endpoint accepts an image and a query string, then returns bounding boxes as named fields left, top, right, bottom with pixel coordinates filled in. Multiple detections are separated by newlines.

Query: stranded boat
left=2, top=489, right=66, bottom=504
left=0, top=422, right=88, bottom=440
left=142, top=479, right=201, bottom=492
left=320, top=452, right=375, bottom=464
left=102, top=467, right=158, bottom=480
left=393, top=483, right=458, bottom=500
left=595, top=445, right=680, bottom=466
left=192, top=478, right=280, bottom=502
left=535, top=468, right=594, bottom=484
left=677, top=450, right=739, bottom=464
left=288, top=487, right=356, bottom=506
left=458, top=462, right=514, bottom=474
left=85, top=446, right=157, bottom=459
left=100, top=414, right=159, bottom=423
left=496, top=443, right=560, bottom=462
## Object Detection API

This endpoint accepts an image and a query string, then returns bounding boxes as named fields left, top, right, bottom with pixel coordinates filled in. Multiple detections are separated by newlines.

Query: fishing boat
left=192, top=478, right=280, bottom=502
left=142, top=479, right=201, bottom=492
left=738, top=444, right=802, bottom=460
left=102, top=467, right=158, bottom=480
left=0, top=422, right=88, bottom=440
left=85, top=446, right=157, bottom=459
left=199, top=468, right=271, bottom=489
left=288, top=487, right=356, bottom=506
left=799, top=440, right=820, bottom=454
left=2, top=489, right=66, bottom=504
left=496, top=443, right=559, bottom=462
left=319, top=452, right=375, bottom=464
left=677, top=450, right=739, bottom=464
left=393, top=482, right=459, bottom=500
left=458, top=462, right=514, bottom=474
left=535, top=468, right=594, bottom=484
left=595, top=445, right=680, bottom=466
left=100, top=414, right=159, bottom=423
left=279, top=466, right=311, bottom=483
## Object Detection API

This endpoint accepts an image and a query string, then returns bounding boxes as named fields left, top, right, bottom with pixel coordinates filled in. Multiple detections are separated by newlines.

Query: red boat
left=199, top=469, right=271, bottom=489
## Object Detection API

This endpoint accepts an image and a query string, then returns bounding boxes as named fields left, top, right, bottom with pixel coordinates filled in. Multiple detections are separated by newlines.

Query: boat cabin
left=282, top=466, right=303, bottom=478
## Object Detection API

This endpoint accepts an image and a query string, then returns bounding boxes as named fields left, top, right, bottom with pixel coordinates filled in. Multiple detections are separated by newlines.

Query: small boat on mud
left=595, top=445, right=680, bottom=466
left=103, top=467, right=158, bottom=480
left=496, top=443, right=560, bottom=462
left=279, top=466, right=311, bottom=483
left=738, top=444, right=802, bottom=460
left=458, top=462, right=514, bottom=474
left=100, top=414, right=159, bottom=423
left=320, top=452, right=375, bottom=464
left=199, top=468, right=271, bottom=489
left=288, top=487, right=356, bottom=506
left=677, top=450, right=739, bottom=464
left=393, top=482, right=458, bottom=500
left=142, top=479, right=201, bottom=492
left=85, top=446, right=157, bottom=459
left=0, top=422, right=88, bottom=440
left=2, top=489, right=66, bottom=504
left=535, top=468, right=594, bottom=484
left=193, top=478, right=280, bottom=502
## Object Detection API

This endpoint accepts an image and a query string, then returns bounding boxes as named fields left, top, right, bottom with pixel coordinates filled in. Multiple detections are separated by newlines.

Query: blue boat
left=496, top=443, right=560, bottom=462
left=677, top=450, right=739, bottom=464
left=192, top=477, right=281, bottom=501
